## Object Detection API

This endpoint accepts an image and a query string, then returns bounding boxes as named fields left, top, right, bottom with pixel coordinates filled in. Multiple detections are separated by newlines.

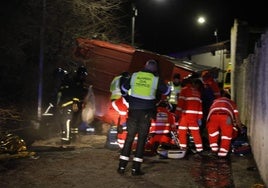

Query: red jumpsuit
left=111, top=96, right=128, bottom=123
left=148, top=106, right=178, bottom=146
left=176, top=83, right=203, bottom=152
left=104, top=96, right=128, bottom=126
left=109, top=97, right=129, bottom=149
left=103, top=97, right=129, bottom=148
left=206, top=97, right=240, bottom=157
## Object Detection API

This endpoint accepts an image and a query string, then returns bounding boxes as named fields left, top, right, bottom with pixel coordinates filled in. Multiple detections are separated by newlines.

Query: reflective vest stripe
left=167, top=81, right=181, bottom=104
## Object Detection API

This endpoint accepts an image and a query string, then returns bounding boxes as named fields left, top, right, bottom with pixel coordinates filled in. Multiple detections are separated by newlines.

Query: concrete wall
left=190, top=49, right=230, bottom=83
left=231, top=19, right=268, bottom=187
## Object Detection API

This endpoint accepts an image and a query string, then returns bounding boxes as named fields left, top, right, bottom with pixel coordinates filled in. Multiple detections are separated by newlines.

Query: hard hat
left=75, top=65, right=88, bottom=83
left=54, top=67, right=68, bottom=77
left=144, top=59, right=158, bottom=73
left=53, top=68, right=69, bottom=84
left=77, top=66, right=88, bottom=77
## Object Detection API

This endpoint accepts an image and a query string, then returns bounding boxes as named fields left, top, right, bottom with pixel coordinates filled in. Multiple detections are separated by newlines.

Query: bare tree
left=0, top=0, right=131, bottom=116
left=43, top=0, right=131, bottom=63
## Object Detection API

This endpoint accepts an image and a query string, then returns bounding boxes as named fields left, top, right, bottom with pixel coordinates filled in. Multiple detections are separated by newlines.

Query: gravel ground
left=0, top=133, right=266, bottom=188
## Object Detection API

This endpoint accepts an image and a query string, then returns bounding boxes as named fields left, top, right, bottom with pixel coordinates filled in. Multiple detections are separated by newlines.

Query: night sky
left=134, top=0, right=267, bottom=54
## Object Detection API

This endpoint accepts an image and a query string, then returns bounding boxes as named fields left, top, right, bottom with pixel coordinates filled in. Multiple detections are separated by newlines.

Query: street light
left=131, top=3, right=138, bottom=46
left=197, top=16, right=226, bottom=84
left=197, top=16, right=218, bottom=43
left=197, top=16, right=206, bottom=24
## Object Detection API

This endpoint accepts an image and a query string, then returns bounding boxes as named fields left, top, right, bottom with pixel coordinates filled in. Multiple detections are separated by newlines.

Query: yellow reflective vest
left=129, top=72, right=159, bottom=100
left=110, top=75, right=122, bottom=100
left=167, top=81, right=181, bottom=104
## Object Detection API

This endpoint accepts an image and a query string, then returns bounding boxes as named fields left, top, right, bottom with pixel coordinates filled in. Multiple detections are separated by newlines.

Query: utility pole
left=214, top=28, right=218, bottom=43
left=38, top=0, right=46, bottom=120
left=131, top=3, right=138, bottom=46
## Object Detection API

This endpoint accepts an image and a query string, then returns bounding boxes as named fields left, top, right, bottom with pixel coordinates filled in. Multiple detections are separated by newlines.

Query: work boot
left=131, top=169, right=145, bottom=176
left=193, top=150, right=205, bottom=159
left=117, top=167, right=125, bottom=175
left=61, top=139, right=71, bottom=145
left=217, top=155, right=231, bottom=163
left=118, top=159, right=128, bottom=174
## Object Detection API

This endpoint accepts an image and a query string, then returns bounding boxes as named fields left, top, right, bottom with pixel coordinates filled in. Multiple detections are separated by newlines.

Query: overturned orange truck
left=73, top=38, right=216, bottom=124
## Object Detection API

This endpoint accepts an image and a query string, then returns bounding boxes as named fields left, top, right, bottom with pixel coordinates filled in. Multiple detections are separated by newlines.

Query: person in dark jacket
left=56, top=66, right=89, bottom=145
left=117, top=59, right=171, bottom=176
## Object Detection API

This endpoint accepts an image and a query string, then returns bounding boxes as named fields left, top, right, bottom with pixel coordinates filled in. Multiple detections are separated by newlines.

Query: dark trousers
left=119, top=109, right=154, bottom=170
left=58, top=107, right=81, bottom=142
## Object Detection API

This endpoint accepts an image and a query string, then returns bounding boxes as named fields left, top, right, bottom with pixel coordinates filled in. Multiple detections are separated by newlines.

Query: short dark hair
left=121, top=72, right=130, bottom=78
left=144, top=59, right=158, bottom=73
left=173, top=73, right=181, bottom=79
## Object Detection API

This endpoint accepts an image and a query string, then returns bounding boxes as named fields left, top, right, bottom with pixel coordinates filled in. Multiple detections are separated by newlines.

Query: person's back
left=207, top=91, right=239, bottom=121
left=176, top=77, right=203, bottom=153
left=201, top=71, right=221, bottom=99
left=177, top=81, right=202, bottom=123
left=118, top=59, right=171, bottom=176
left=59, top=82, right=86, bottom=104
left=57, top=66, right=88, bottom=106
left=122, top=63, right=169, bottom=110
left=206, top=90, right=241, bottom=158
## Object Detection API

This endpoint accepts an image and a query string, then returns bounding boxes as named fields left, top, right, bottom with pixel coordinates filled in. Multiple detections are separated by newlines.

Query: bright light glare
left=197, top=16, right=206, bottom=24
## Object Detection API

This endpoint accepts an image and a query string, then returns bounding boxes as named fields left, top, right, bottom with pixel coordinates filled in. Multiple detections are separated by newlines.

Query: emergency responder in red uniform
left=201, top=71, right=221, bottom=99
left=117, top=59, right=171, bottom=176
left=206, top=91, right=241, bottom=158
left=57, top=65, right=88, bottom=145
left=105, top=72, right=130, bottom=126
left=175, top=76, right=203, bottom=153
left=200, top=71, right=220, bottom=150
left=104, top=72, right=130, bottom=149
left=118, top=100, right=177, bottom=153
left=148, top=100, right=178, bottom=147
left=112, top=96, right=129, bottom=149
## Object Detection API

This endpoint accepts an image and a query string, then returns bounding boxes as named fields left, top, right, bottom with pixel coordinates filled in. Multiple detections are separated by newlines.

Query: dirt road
left=0, top=134, right=265, bottom=188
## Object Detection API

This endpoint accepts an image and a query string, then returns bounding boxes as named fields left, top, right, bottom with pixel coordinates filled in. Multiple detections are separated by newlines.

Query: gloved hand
left=197, top=119, right=202, bottom=127
left=240, top=124, right=247, bottom=135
